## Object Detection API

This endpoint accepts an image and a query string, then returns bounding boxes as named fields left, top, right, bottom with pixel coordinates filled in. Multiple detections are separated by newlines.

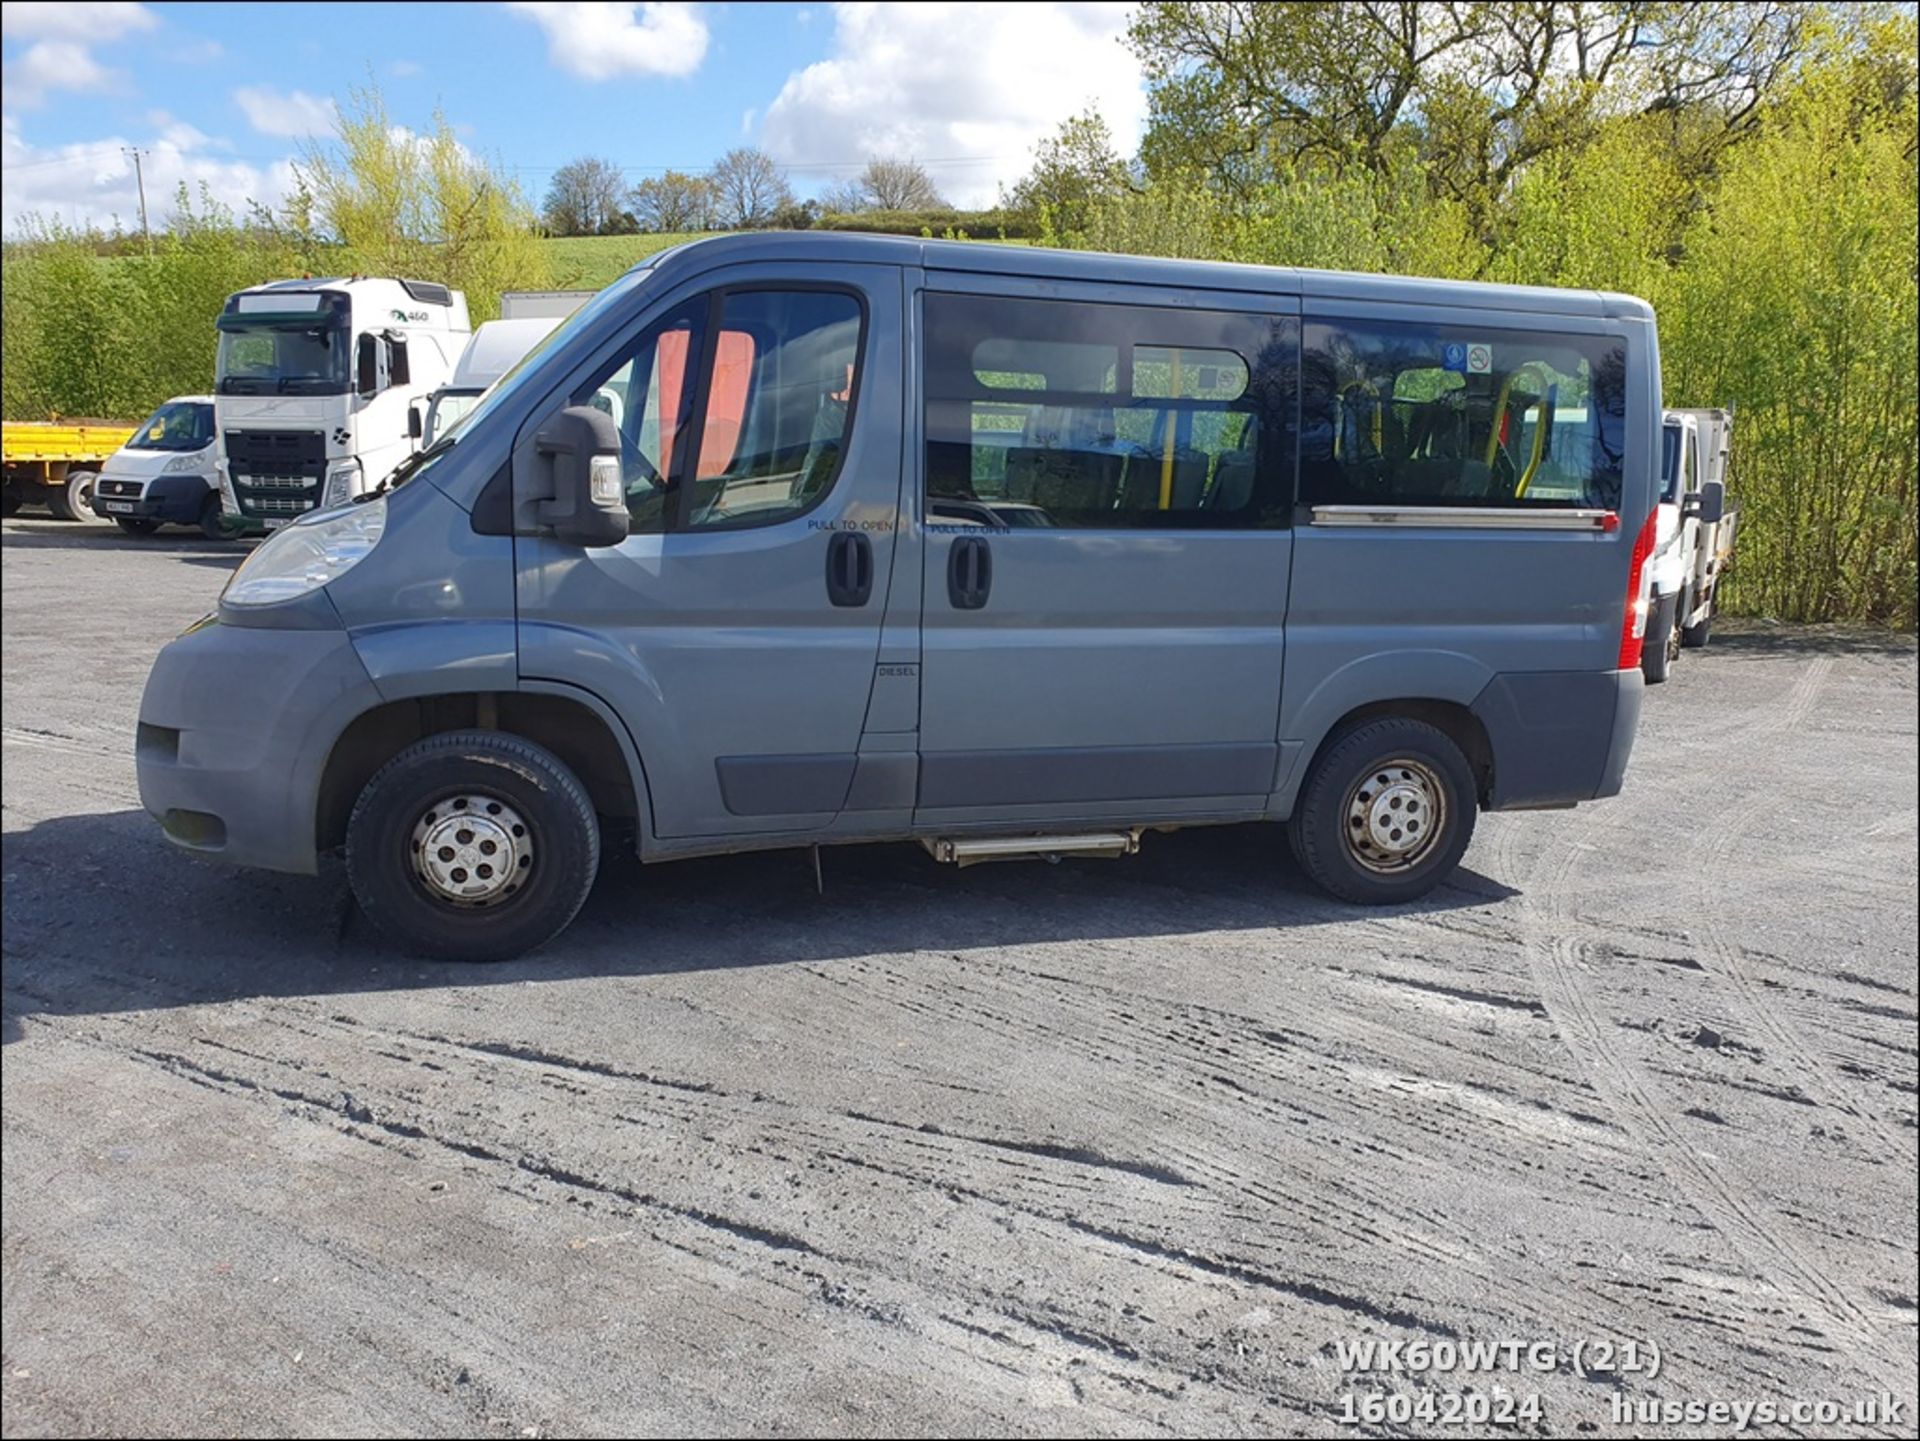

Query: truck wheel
left=47, top=471, right=100, bottom=522
left=115, top=517, right=161, bottom=536
left=1288, top=718, right=1477, bottom=905
left=346, top=730, right=601, bottom=962
left=1642, top=591, right=1679, bottom=684
left=1, top=487, right=20, bottom=518
left=1680, top=597, right=1714, bottom=649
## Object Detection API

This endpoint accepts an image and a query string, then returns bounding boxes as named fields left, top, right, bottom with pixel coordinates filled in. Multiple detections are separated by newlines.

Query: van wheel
left=1287, top=718, right=1477, bottom=905
left=1642, top=592, right=1678, bottom=684
left=346, top=730, right=601, bottom=962
left=47, top=471, right=98, bottom=522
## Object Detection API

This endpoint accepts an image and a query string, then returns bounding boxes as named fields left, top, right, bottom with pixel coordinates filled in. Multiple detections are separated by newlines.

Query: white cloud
left=506, top=1, right=707, bottom=81
left=233, top=85, right=337, bottom=138
left=2, top=113, right=297, bottom=235
left=389, top=58, right=423, bottom=78
left=3, top=39, right=112, bottom=106
left=1, top=0, right=157, bottom=104
left=0, top=1, right=156, bottom=42
left=760, top=2, right=1147, bottom=208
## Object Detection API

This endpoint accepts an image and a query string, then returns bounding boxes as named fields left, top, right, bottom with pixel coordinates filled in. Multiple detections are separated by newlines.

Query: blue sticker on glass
left=1442, top=342, right=1468, bottom=373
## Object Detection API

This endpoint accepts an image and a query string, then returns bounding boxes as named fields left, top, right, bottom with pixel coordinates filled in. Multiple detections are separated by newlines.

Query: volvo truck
left=214, top=277, right=469, bottom=530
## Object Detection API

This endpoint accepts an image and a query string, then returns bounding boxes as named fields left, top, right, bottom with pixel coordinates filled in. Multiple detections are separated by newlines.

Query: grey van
left=135, top=234, right=1658, bottom=961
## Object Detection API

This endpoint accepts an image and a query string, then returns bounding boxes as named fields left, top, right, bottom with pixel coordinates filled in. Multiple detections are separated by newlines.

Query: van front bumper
left=92, top=473, right=214, bottom=523
left=136, top=616, right=381, bottom=875
left=1472, top=667, right=1643, bottom=811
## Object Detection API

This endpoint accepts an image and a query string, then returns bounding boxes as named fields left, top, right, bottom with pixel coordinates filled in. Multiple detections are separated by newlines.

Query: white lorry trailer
left=1643, top=406, right=1737, bottom=682
left=213, top=277, right=469, bottom=529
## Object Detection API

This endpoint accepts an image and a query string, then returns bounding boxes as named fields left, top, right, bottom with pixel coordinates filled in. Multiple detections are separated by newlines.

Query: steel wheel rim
left=410, top=792, right=534, bottom=907
left=1342, top=757, right=1446, bottom=874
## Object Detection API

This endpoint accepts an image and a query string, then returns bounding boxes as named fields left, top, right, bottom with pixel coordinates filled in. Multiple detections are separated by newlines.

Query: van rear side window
left=1300, top=321, right=1627, bottom=510
left=926, top=293, right=1296, bottom=530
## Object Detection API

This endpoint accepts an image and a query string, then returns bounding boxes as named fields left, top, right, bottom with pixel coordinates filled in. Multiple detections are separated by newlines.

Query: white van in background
left=88, top=396, right=225, bottom=538
left=214, top=277, right=469, bottom=530
left=1643, top=407, right=1735, bottom=682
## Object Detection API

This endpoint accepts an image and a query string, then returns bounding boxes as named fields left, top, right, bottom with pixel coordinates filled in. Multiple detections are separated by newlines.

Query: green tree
left=1006, top=109, right=1133, bottom=235
left=297, top=80, right=551, bottom=320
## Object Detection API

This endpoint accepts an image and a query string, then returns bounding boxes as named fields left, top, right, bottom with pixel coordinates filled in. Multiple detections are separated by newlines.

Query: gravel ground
left=3, top=515, right=1916, bottom=1438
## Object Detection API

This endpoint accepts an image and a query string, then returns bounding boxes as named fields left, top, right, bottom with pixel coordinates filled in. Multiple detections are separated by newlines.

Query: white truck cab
left=214, top=277, right=469, bottom=529
left=1643, top=407, right=1734, bottom=681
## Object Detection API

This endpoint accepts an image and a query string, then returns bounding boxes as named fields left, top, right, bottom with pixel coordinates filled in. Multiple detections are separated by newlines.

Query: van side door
left=513, top=263, right=903, bottom=841
left=913, top=280, right=1299, bottom=824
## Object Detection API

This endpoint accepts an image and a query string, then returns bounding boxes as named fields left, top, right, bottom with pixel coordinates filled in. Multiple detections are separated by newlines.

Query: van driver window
left=579, top=289, right=863, bottom=534
left=924, top=292, right=1296, bottom=530
left=1300, top=321, right=1627, bottom=511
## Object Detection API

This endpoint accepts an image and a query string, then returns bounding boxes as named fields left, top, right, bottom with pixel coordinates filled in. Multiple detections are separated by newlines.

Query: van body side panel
left=512, top=260, right=904, bottom=840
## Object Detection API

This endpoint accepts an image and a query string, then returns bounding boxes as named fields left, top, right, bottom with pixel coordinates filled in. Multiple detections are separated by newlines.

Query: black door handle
left=947, top=534, right=992, bottom=610
left=826, top=530, right=873, bottom=607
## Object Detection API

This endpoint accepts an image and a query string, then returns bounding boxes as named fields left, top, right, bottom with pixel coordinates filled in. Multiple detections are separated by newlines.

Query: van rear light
left=1617, top=508, right=1658, bottom=670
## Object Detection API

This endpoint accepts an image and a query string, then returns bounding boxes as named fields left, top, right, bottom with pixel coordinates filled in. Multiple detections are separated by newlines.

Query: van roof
left=642, top=231, right=1653, bottom=320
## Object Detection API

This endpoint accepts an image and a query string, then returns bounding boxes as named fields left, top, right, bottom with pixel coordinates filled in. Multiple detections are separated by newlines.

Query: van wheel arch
left=1294, top=699, right=1495, bottom=814
left=317, top=691, right=645, bottom=857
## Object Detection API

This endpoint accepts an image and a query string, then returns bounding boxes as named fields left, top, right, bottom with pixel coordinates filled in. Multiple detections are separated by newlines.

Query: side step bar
left=922, top=830, right=1142, bottom=867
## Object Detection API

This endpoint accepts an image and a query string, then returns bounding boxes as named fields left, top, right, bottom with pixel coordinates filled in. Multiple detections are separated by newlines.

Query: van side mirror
left=356, top=333, right=379, bottom=397
left=1688, top=478, right=1726, bottom=525
left=407, top=403, right=423, bottom=440
left=534, top=405, right=627, bottom=548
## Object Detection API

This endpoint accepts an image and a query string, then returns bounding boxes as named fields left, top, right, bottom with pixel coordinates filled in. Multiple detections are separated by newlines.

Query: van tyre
left=346, top=730, right=601, bottom=962
left=1288, top=718, right=1477, bottom=905
left=48, top=471, right=98, bottom=522
left=1642, top=591, right=1679, bottom=684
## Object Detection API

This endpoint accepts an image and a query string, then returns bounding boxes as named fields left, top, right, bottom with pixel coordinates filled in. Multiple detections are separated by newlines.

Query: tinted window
left=687, top=290, right=863, bottom=530
left=1301, top=320, right=1626, bottom=510
left=925, top=293, right=1296, bottom=530
left=575, top=288, right=863, bottom=534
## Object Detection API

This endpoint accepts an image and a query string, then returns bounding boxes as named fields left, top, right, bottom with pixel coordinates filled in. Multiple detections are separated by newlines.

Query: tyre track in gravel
left=102, top=1022, right=1326, bottom=1426
left=1502, top=655, right=1913, bottom=1387
left=1688, top=790, right=1916, bottom=1165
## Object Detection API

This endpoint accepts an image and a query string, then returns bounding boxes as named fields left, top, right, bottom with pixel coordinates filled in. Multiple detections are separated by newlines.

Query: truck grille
left=226, top=429, right=326, bottom=520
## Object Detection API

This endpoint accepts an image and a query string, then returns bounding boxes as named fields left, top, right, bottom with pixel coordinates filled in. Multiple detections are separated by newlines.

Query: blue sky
left=1, top=2, right=1149, bottom=234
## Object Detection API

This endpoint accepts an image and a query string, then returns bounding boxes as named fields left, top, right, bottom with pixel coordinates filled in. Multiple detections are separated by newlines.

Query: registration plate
left=263, top=517, right=291, bottom=529
left=104, top=502, right=134, bottom=514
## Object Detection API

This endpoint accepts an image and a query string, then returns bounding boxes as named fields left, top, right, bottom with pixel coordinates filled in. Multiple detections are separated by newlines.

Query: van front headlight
left=222, top=497, right=386, bottom=607
left=163, top=454, right=204, bottom=474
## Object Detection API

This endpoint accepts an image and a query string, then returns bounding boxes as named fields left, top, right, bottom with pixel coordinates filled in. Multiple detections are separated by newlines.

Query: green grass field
left=539, top=233, right=710, bottom=289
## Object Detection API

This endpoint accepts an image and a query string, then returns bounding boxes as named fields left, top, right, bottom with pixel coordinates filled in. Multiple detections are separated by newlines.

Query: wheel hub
left=410, top=793, right=533, bottom=906
left=1344, top=759, right=1444, bottom=873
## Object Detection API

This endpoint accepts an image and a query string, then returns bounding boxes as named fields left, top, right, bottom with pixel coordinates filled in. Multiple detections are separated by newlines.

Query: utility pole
left=123, top=146, right=152, bottom=256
